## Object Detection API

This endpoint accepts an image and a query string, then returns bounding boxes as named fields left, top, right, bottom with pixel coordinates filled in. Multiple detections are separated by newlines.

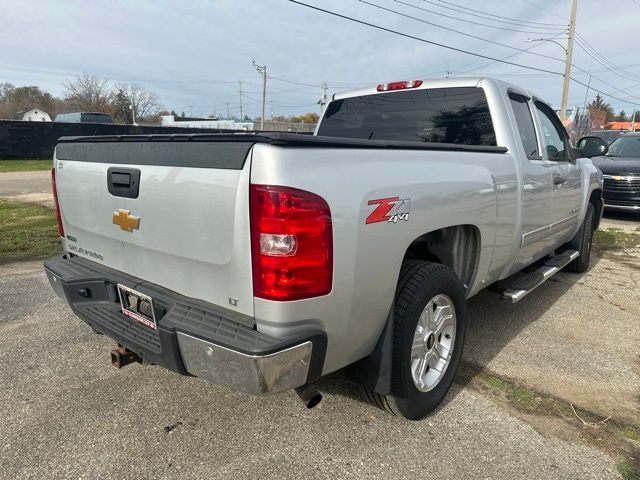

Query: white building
left=160, top=115, right=253, bottom=131
left=17, top=108, right=51, bottom=122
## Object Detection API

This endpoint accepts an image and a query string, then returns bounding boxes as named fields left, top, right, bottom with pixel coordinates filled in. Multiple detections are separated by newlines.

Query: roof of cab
left=332, top=76, right=537, bottom=103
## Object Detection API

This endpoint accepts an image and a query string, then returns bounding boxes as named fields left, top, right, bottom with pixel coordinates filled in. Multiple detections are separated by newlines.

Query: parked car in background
left=587, top=133, right=640, bottom=212
left=589, top=129, right=627, bottom=145
left=54, top=112, right=113, bottom=124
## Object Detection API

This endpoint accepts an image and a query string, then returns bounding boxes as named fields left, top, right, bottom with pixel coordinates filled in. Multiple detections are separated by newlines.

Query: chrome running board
left=501, top=250, right=579, bottom=303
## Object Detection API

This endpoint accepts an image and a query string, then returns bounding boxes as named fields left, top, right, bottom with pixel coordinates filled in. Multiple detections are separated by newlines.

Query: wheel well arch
left=588, top=188, right=602, bottom=230
left=402, top=224, right=481, bottom=292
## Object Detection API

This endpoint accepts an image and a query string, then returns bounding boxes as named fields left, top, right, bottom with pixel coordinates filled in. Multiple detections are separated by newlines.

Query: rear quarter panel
left=250, top=144, right=518, bottom=374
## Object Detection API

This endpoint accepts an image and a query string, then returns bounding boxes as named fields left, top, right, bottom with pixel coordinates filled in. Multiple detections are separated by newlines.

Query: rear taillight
left=51, top=167, right=64, bottom=237
left=376, top=80, right=423, bottom=92
left=250, top=185, right=333, bottom=301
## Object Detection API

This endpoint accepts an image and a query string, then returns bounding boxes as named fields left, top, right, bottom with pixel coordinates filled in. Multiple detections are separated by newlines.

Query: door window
left=534, top=102, right=569, bottom=161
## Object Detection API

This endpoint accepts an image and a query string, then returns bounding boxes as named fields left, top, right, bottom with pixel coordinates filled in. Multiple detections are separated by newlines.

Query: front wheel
left=362, top=260, right=466, bottom=420
left=565, top=203, right=595, bottom=273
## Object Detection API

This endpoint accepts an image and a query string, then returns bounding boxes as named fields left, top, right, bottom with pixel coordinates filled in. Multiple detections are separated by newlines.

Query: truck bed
left=57, top=132, right=509, bottom=154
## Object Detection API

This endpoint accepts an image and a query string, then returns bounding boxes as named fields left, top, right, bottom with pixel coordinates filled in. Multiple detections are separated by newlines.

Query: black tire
left=362, top=260, right=466, bottom=420
left=565, top=203, right=595, bottom=273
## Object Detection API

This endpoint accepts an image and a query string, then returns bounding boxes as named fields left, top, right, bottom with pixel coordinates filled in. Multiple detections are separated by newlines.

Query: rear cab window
left=317, top=86, right=496, bottom=146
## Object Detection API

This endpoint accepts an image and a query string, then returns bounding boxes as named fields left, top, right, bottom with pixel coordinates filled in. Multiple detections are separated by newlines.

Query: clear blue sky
left=2, top=0, right=639, bottom=118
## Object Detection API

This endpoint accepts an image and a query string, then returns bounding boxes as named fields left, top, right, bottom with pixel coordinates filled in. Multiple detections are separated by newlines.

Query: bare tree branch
left=63, top=74, right=112, bottom=113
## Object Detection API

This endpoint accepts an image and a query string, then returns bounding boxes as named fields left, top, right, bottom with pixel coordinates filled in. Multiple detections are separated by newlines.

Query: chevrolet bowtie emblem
left=614, top=176, right=623, bottom=181
left=112, top=209, right=140, bottom=232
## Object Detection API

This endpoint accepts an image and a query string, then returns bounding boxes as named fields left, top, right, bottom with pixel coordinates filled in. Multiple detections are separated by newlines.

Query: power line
left=268, top=75, right=322, bottom=88
left=289, top=0, right=563, bottom=75
left=420, top=0, right=567, bottom=29
left=454, top=32, right=567, bottom=76
left=574, top=33, right=640, bottom=81
left=289, top=0, right=640, bottom=108
left=393, top=0, right=566, bottom=35
left=357, top=0, right=565, bottom=64
left=0, top=64, right=252, bottom=86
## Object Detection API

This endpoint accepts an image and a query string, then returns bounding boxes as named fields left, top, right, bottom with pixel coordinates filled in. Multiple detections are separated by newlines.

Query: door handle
left=107, top=167, right=141, bottom=199
left=553, top=175, right=566, bottom=186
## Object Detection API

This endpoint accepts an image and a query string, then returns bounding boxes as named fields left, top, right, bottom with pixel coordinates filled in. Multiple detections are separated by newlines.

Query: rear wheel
left=565, top=203, right=595, bottom=273
left=362, top=260, right=466, bottom=420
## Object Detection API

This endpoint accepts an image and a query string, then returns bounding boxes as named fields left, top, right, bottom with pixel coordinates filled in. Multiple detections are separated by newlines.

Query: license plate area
left=117, top=284, right=157, bottom=330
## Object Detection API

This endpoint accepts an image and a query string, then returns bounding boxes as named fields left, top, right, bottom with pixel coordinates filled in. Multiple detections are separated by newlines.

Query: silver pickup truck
left=45, top=77, right=603, bottom=420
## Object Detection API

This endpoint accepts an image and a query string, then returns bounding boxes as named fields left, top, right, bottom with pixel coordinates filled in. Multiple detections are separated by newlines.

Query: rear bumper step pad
left=44, top=255, right=326, bottom=394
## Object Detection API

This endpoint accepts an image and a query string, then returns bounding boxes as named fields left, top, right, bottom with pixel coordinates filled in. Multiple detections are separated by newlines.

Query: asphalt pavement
left=0, top=261, right=622, bottom=479
left=1, top=171, right=638, bottom=478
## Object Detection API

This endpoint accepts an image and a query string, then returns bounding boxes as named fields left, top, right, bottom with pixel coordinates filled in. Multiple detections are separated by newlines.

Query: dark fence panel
left=0, top=120, right=240, bottom=159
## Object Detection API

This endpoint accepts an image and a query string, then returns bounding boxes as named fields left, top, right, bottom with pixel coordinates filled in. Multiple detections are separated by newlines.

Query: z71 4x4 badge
left=366, top=197, right=411, bottom=224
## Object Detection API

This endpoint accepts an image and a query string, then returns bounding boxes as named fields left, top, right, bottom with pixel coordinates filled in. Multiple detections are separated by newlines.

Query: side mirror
left=577, top=136, right=608, bottom=158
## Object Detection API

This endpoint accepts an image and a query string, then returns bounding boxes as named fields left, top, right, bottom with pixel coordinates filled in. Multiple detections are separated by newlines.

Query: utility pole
left=225, top=102, right=230, bottom=119
left=270, top=101, right=274, bottom=120
left=238, top=80, right=244, bottom=120
left=582, top=74, right=592, bottom=111
left=252, top=58, right=267, bottom=130
left=129, top=103, right=136, bottom=125
left=559, top=0, right=578, bottom=122
left=318, top=81, right=328, bottom=114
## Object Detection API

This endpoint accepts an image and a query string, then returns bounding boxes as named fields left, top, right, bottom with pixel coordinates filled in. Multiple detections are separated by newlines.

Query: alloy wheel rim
left=410, top=294, right=456, bottom=392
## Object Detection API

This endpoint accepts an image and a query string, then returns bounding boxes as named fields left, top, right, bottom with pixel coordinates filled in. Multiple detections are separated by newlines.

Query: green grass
left=593, top=228, right=640, bottom=250
left=456, top=361, right=540, bottom=412
left=617, top=460, right=640, bottom=480
left=0, top=159, right=52, bottom=172
left=0, top=199, right=61, bottom=264
left=458, top=361, right=640, bottom=478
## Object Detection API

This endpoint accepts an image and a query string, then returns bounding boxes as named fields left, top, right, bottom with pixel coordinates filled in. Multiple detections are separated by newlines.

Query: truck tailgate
left=54, top=138, right=255, bottom=316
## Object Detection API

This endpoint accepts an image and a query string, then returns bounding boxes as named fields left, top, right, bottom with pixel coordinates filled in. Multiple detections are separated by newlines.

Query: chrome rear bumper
left=177, top=333, right=313, bottom=395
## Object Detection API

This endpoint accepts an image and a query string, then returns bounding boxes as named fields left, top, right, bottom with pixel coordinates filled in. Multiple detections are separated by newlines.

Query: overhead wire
left=392, top=0, right=566, bottom=35
left=289, top=0, right=564, bottom=75
left=289, top=0, right=640, bottom=107
left=432, top=0, right=567, bottom=27
left=356, top=0, right=565, bottom=64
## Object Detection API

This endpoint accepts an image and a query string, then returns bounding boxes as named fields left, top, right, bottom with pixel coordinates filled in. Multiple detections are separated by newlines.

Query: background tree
left=0, top=82, right=67, bottom=119
left=615, top=110, right=628, bottom=122
left=112, top=82, right=161, bottom=123
left=586, top=94, right=615, bottom=122
left=290, top=112, right=319, bottom=124
left=112, top=88, right=132, bottom=124
left=63, top=74, right=112, bottom=113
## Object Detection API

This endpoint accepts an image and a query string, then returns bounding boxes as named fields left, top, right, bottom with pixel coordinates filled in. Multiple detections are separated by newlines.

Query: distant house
left=16, top=108, right=51, bottom=122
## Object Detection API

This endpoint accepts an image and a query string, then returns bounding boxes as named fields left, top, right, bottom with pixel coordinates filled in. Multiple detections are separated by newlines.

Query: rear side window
left=317, top=86, right=496, bottom=146
left=509, top=93, right=539, bottom=157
